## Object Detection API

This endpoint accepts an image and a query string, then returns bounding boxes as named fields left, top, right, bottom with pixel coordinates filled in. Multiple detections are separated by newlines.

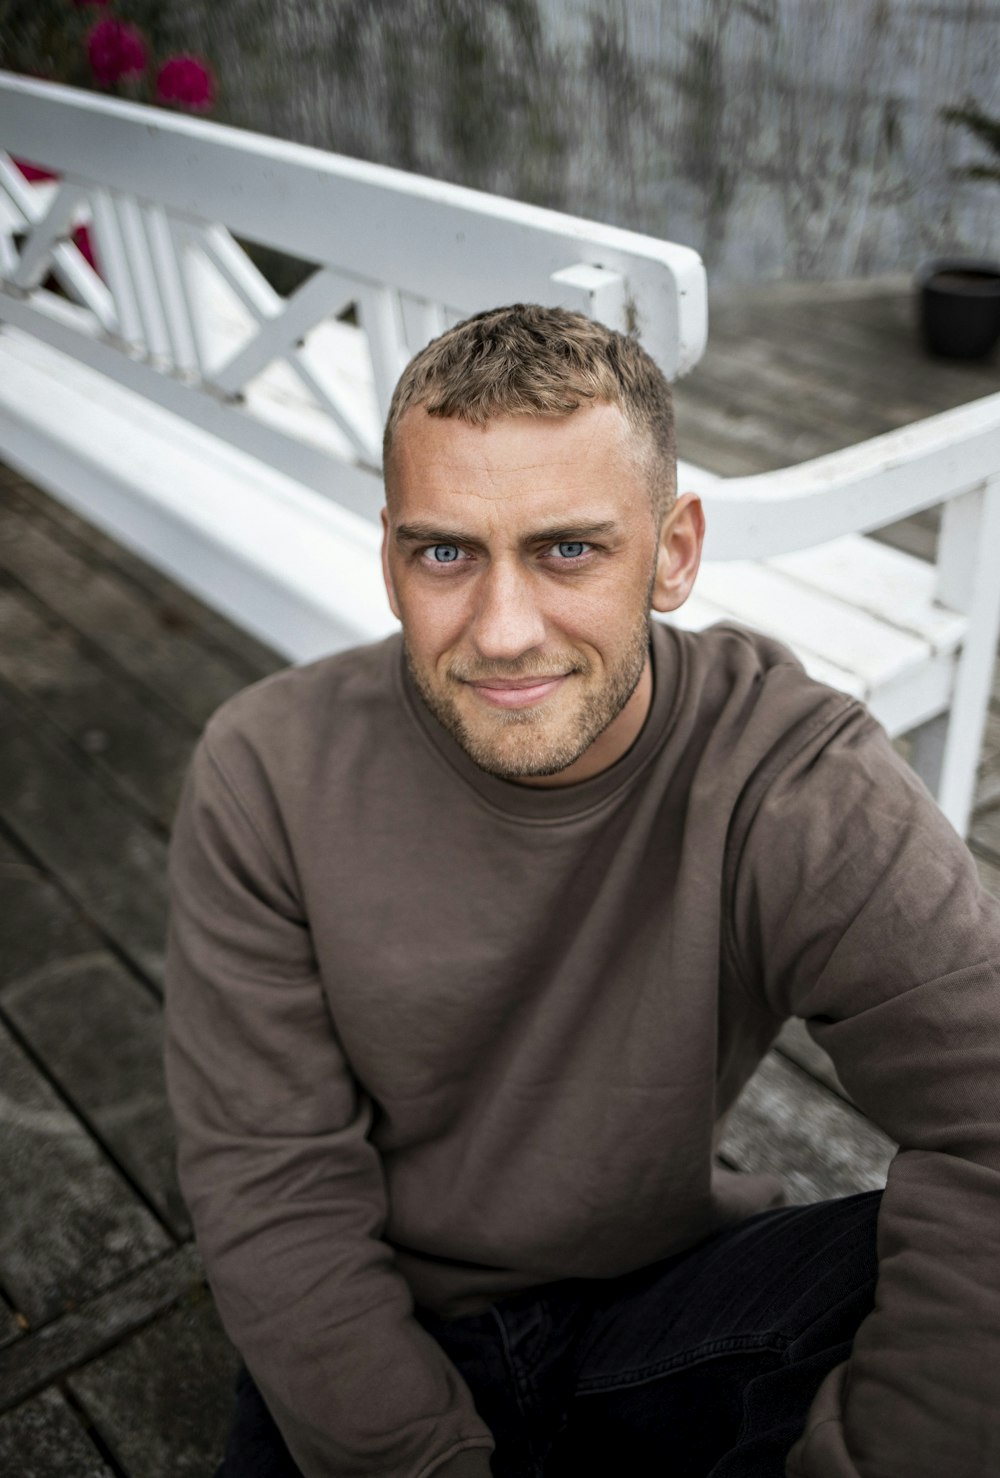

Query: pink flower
left=155, top=55, right=214, bottom=112
left=86, top=19, right=147, bottom=86
left=12, top=158, right=57, bottom=183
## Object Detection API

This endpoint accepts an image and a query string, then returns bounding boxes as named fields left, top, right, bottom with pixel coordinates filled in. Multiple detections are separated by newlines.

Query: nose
left=469, top=559, right=547, bottom=662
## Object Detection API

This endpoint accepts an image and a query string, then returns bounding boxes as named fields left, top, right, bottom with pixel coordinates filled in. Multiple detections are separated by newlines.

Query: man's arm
left=163, top=728, right=493, bottom=1478
left=726, top=703, right=1000, bottom=1478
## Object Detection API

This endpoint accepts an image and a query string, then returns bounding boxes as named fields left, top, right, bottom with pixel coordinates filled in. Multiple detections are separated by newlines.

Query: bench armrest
left=691, top=391, right=1000, bottom=561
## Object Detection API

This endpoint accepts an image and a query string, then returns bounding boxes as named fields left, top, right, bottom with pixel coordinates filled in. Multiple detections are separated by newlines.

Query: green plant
left=940, top=102, right=1000, bottom=185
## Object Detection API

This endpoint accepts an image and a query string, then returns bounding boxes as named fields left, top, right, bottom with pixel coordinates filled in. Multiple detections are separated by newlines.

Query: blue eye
left=556, top=542, right=587, bottom=558
left=430, top=544, right=460, bottom=563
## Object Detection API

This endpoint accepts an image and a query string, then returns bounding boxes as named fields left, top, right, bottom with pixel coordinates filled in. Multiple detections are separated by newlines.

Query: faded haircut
left=382, top=303, right=677, bottom=525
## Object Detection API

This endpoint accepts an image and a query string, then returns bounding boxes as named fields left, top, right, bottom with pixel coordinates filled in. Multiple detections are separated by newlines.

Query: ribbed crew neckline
left=396, top=620, right=684, bottom=822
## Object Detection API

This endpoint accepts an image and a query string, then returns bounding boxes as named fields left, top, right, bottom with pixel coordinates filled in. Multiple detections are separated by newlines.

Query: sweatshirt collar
left=396, top=621, right=684, bottom=823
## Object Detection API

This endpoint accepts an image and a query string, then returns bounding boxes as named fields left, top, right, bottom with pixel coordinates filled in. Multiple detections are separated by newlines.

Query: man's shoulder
left=666, top=617, right=797, bottom=670
left=199, top=632, right=403, bottom=783
left=661, top=618, right=860, bottom=735
left=657, top=618, right=875, bottom=813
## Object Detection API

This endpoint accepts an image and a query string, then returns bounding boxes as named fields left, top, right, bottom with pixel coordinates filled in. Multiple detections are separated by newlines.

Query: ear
left=650, top=493, right=705, bottom=614
left=380, top=506, right=402, bottom=621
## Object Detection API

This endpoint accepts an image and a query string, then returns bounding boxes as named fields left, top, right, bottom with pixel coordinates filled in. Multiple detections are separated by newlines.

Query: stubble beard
left=404, top=614, right=653, bottom=780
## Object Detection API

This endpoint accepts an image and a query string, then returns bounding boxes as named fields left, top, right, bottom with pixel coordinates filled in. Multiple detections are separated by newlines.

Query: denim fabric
left=217, top=1190, right=881, bottom=1478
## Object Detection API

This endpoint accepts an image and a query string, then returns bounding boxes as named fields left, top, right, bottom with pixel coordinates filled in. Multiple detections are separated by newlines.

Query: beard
left=404, top=614, right=653, bottom=781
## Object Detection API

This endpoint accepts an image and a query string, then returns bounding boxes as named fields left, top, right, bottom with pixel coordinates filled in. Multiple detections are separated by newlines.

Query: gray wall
left=28, top=0, right=1000, bottom=283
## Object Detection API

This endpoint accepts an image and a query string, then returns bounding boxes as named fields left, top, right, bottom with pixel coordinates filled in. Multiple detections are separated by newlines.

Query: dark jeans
left=217, top=1189, right=881, bottom=1478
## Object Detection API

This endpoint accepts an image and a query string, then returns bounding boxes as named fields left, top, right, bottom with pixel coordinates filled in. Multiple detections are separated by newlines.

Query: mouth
left=465, top=675, right=571, bottom=709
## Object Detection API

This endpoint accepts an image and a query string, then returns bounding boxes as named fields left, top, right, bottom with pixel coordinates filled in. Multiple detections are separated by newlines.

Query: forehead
left=386, top=403, right=651, bottom=531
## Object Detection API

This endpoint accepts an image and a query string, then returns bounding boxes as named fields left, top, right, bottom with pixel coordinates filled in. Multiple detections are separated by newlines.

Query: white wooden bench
left=1, top=72, right=999, bottom=837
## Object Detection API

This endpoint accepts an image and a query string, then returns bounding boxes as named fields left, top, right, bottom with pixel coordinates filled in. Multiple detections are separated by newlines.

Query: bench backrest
left=0, top=72, right=706, bottom=517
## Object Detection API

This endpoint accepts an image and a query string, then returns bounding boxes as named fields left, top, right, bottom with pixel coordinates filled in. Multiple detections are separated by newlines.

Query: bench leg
left=931, top=476, right=1000, bottom=840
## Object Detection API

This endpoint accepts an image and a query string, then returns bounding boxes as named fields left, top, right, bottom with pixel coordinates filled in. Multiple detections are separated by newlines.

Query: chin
left=456, top=714, right=595, bottom=780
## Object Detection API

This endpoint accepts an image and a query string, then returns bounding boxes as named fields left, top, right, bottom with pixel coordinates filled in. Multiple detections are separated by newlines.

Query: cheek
left=394, top=575, right=472, bottom=660
left=548, top=568, right=648, bottom=642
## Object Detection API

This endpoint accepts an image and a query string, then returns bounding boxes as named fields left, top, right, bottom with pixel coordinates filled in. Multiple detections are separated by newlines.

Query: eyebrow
left=393, top=519, right=621, bottom=549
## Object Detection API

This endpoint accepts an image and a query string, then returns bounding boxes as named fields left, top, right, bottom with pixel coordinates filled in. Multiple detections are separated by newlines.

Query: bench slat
left=0, top=330, right=395, bottom=660
left=694, top=559, right=933, bottom=688
left=0, top=1020, right=170, bottom=1326
left=767, top=534, right=964, bottom=653
left=657, top=603, right=868, bottom=698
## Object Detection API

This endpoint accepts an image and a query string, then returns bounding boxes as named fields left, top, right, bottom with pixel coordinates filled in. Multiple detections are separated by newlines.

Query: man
left=164, top=305, right=1000, bottom=1478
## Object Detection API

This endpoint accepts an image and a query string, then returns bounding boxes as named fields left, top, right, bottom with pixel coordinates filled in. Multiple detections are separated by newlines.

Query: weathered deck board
left=0, top=678, right=171, bottom=985
left=975, top=853, right=1000, bottom=899
left=0, top=838, right=113, bottom=1019
left=719, top=1052, right=896, bottom=1205
left=4, top=950, right=190, bottom=1239
left=971, top=805, right=1000, bottom=867
left=0, top=1246, right=203, bottom=1414
left=0, top=1387, right=113, bottom=1478
left=0, top=469, right=280, bottom=684
left=0, top=1018, right=170, bottom=1328
left=67, top=1293, right=238, bottom=1478
left=688, top=281, right=1000, bottom=427
left=0, top=494, right=258, bottom=730
left=0, top=575, right=199, bottom=835
left=672, top=281, right=1000, bottom=517
left=0, top=1299, right=23, bottom=1352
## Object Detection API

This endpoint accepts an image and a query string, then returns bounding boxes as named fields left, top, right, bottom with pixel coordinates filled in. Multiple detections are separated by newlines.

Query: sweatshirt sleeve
left=163, top=728, right=494, bottom=1478
left=726, top=701, right=1000, bottom=1478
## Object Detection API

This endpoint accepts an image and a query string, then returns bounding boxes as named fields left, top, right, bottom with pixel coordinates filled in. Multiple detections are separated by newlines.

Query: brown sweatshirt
left=164, top=620, right=1000, bottom=1478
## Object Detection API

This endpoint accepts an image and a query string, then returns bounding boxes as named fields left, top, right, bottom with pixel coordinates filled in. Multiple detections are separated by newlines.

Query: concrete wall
left=28, top=0, right=1000, bottom=283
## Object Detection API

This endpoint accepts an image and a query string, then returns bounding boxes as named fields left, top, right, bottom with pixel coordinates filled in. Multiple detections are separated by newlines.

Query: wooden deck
left=1, top=275, right=999, bottom=1475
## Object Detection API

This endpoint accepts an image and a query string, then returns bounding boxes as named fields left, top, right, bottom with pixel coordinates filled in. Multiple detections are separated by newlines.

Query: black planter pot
left=917, top=258, right=1000, bottom=360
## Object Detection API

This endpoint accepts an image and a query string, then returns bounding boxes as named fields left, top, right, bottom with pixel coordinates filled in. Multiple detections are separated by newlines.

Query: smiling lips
left=466, top=675, right=570, bottom=709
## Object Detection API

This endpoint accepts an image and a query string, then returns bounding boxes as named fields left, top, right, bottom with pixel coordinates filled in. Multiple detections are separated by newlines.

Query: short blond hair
left=383, top=303, right=677, bottom=523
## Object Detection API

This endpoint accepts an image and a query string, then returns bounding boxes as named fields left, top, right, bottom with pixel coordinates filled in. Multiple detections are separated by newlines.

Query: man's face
left=381, top=402, right=679, bottom=786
